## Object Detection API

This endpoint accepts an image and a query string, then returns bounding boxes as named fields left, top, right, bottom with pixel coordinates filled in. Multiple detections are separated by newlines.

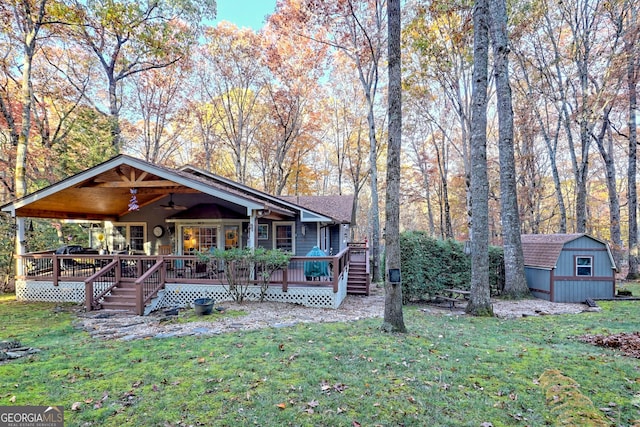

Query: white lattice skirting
left=15, top=275, right=348, bottom=310
left=153, top=279, right=347, bottom=310
left=15, top=280, right=114, bottom=303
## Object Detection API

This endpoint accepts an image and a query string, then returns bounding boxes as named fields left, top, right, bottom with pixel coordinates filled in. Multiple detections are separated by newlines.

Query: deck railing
left=19, top=247, right=351, bottom=312
left=348, top=242, right=369, bottom=274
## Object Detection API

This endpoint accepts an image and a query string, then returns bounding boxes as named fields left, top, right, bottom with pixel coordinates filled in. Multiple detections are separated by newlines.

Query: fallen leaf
left=307, top=400, right=319, bottom=408
left=278, top=344, right=285, bottom=351
left=197, top=357, right=206, bottom=363
left=71, top=402, right=82, bottom=411
left=9, top=396, right=16, bottom=403
left=276, top=402, right=286, bottom=409
left=352, top=421, right=361, bottom=427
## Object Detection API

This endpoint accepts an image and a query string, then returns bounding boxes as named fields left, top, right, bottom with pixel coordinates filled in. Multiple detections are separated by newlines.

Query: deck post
left=85, top=280, right=94, bottom=311
left=52, top=255, right=60, bottom=286
left=282, top=268, right=288, bottom=292
left=135, top=281, right=144, bottom=316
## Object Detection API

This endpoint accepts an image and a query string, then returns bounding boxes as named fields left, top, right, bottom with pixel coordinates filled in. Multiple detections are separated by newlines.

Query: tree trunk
left=107, top=76, right=123, bottom=152
left=627, top=6, right=639, bottom=278
left=15, top=1, right=44, bottom=199
left=594, top=108, right=624, bottom=268
left=382, top=0, right=406, bottom=333
left=367, top=102, right=381, bottom=283
left=488, top=0, right=529, bottom=298
left=433, top=132, right=453, bottom=239
left=15, top=47, right=32, bottom=198
left=466, top=0, right=493, bottom=317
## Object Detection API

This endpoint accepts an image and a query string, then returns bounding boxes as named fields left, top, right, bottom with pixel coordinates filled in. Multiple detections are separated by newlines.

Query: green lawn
left=1, top=292, right=639, bottom=426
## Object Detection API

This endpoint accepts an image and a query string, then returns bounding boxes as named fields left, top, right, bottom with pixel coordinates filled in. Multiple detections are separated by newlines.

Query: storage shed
left=521, top=233, right=617, bottom=303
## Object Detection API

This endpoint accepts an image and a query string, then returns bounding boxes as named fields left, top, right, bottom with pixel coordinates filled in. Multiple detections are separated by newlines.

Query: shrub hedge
left=400, top=231, right=505, bottom=303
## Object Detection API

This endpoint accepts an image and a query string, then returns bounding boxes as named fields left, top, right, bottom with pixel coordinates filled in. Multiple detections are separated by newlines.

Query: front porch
left=16, top=245, right=368, bottom=314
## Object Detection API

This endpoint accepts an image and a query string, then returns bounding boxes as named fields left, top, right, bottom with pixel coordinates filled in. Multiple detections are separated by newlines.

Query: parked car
left=54, top=245, right=99, bottom=271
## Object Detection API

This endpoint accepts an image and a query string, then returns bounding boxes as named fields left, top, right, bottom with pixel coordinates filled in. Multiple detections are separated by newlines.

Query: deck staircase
left=99, top=281, right=138, bottom=313
left=346, top=254, right=370, bottom=295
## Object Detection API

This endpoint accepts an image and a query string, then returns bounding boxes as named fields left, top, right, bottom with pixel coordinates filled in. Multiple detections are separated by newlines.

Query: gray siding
left=296, top=223, right=321, bottom=256
left=255, top=220, right=323, bottom=256
left=555, top=236, right=612, bottom=277
left=524, top=267, right=552, bottom=301
left=553, top=280, right=614, bottom=302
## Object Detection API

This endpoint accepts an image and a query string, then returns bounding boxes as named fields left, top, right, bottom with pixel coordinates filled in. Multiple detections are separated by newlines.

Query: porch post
left=15, top=217, right=26, bottom=274
left=248, top=211, right=257, bottom=249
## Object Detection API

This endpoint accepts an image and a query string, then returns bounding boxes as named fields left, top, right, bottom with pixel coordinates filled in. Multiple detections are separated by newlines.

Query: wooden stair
left=347, top=257, right=370, bottom=295
left=99, top=281, right=138, bottom=313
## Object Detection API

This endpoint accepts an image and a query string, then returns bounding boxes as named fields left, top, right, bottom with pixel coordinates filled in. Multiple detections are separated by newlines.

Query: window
left=576, top=256, right=593, bottom=276
left=257, top=224, right=269, bottom=240
left=274, top=222, right=294, bottom=252
left=110, top=223, right=145, bottom=252
left=224, top=225, right=239, bottom=250
left=183, top=226, right=218, bottom=254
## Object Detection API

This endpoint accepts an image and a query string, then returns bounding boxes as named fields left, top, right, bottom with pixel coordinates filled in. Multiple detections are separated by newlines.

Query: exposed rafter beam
left=90, top=180, right=183, bottom=188
left=13, top=209, right=117, bottom=221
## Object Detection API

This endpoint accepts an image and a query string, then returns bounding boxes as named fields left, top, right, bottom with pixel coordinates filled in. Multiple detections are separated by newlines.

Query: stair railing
left=84, top=259, right=119, bottom=311
left=134, top=259, right=166, bottom=315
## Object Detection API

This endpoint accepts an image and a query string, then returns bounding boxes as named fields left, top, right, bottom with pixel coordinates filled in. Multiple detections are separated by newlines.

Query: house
left=520, top=233, right=617, bottom=303
left=1, top=155, right=369, bottom=313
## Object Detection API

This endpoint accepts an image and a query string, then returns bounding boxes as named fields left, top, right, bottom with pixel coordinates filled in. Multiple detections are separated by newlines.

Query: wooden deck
left=18, top=244, right=370, bottom=314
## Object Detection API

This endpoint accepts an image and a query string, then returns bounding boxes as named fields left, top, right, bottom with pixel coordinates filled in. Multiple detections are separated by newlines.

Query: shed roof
left=520, top=233, right=616, bottom=271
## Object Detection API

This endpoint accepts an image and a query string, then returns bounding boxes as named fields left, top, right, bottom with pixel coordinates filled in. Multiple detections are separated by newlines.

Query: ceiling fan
left=159, top=193, right=187, bottom=210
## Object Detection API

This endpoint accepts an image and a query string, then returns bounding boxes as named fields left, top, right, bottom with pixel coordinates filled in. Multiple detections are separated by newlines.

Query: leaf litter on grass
left=578, top=331, right=640, bottom=358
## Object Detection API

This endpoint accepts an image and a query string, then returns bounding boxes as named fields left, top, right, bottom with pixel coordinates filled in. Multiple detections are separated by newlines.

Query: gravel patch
left=75, top=288, right=593, bottom=341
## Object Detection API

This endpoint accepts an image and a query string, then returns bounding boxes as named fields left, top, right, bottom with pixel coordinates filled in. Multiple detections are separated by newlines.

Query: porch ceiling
left=11, top=164, right=198, bottom=220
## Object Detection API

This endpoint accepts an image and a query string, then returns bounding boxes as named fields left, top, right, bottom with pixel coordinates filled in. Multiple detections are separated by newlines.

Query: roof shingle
left=520, top=233, right=585, bottom=269
left=279, top=195, right=354, bottom=223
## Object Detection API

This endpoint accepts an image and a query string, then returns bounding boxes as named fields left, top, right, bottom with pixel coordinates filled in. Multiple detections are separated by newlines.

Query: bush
left=197, top=248, right=291, bottom=303
left=400, top=231, right=504, bottom=303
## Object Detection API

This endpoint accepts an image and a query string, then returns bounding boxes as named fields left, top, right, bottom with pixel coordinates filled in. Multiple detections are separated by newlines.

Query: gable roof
left=0, top=155, right=348, bottom=224
left=1, top=155, right=265, bottom=220
left=521, top=233, right=616, bottom=270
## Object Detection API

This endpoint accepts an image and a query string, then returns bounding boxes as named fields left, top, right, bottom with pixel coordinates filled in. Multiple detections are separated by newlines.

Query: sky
left=214, top=0, right=278, bottom=30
